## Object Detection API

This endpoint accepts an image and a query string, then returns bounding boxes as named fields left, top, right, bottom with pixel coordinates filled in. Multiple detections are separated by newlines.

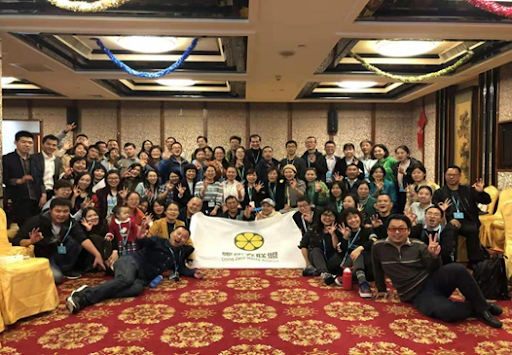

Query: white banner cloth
left=190, top=212, right=305, bottom=269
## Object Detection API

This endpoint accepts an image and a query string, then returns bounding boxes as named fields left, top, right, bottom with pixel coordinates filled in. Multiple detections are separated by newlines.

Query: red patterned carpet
left=1, top=269, right=512, bottom=354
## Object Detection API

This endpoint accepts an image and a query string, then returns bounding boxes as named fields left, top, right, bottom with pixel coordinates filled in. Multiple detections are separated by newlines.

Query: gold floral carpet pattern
left=1, top=269, right=512, bottom=354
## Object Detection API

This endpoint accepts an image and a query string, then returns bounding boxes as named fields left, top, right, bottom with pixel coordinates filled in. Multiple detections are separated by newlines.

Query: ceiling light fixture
left=1, top=77, right=16, bottom=86
left=374, top=40, right=440, bottom=58
left=336, top=81, right=378, bottom=89
left=155, top=79, right=196, bottom=87
left=116, top=36, right=179, bottom=54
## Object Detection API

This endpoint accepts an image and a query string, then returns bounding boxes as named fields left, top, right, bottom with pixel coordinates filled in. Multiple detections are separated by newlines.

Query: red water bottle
left=343, top=267, right=352, bottom=290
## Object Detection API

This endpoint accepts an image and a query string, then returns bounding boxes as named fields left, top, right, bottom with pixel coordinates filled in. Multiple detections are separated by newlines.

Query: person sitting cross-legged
left=66, top=226, right=204, bottom=314
left=12, top=198, right=105, bottom=283
left=372, top=214, right=503, bottom=328
left=299, top=208, right=341, bottom=279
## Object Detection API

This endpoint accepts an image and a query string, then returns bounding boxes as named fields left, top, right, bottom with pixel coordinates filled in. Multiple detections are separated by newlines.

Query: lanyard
left=341, top=228, right=361, bottom=266
left=287, top=158, right=295, bottom=165
left=253, top=150, right=261, bottom=165
left=322, top=238, right=327, bottom=260
left=336, top=200, right=343, bottom=213
left=451, top=196, right=461, bottom=212
left=286, top=185, right=291, bottom=206
left=248, top=187, right=254, bottom=201
left=424, top=229, right=441, bottom=242
left=167, top=246, right=182, bottom=273
left=269, top=183, right=276, bottom=200
left=301, top=215, right=309, bottom=233
left=237, top=166, right=245, bottom=181
left=59, top=223, right=73, bottom=245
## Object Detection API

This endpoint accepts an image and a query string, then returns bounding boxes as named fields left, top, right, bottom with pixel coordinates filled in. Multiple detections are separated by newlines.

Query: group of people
left=2, top=124, right=503, bottom=328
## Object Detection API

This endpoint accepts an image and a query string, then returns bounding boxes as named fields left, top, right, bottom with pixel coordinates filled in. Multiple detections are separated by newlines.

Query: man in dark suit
left=323, top=140, right=341, bottom=185
left=32, top=134, right=62, bottom=200
left=301, top=136, right=327, bottom=182
left=432, top=165, right=491, bottom=268
left=2, top=131, right=45, bottom=226
left=255, top=146, right=279, bottom=184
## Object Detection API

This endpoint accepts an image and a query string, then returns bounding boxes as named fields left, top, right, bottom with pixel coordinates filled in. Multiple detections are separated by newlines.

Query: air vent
left=10, top=63, right=55, bottom=72
left=440, top=41, right=480, bottom=62
left=54, top=35, right=93, bottom=57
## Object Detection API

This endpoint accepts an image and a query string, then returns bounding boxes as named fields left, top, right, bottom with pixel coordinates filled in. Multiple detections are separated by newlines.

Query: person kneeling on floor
left=372, top=214, right=503, bottom=328
left=324, top=207, right=377, bottom=298
left=12, top=198, right=105, bottom=283
left=66, top=226, right=204, bottom=314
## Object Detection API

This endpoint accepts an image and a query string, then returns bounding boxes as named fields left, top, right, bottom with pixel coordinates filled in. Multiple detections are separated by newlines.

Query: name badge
left=57, top=245, right=67, bottom=255
left=454, top=212, right=465, bottom=220
left=399, top=186, right=406, bottom=193
left=326, top=171, right=333, bottom=180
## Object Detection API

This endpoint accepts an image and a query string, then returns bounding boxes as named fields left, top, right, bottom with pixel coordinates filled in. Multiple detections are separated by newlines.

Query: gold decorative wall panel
left=208, top=103, right=246, bottom=149
left=80, top=101, right=118, bottom=144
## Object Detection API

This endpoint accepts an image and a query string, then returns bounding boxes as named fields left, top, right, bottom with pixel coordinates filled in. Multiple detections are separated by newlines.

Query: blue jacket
left=159, top=156, right=189, bottom=182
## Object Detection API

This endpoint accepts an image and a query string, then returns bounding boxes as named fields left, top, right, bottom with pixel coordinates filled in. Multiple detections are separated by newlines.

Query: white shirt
left=325, top=155, right=337, bottom=174
left=360, top=156, right=377, bottom=178
left=42, top=151, right=56, bottom=190
left=222, top=180, right=245, bottom=202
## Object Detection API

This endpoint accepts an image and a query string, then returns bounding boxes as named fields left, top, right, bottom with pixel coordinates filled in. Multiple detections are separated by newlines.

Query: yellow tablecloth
left=0, top=258, right=59, bottom=326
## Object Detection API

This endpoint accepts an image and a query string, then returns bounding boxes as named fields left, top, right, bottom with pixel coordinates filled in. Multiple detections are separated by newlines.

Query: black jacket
left=343, top=177, right=364, bottom=196
left=263, top=179, right=286, bottom=210
left=255, top=158, right=280, bottom=184
left=176, top=179, right=197, bottom=208
left=334, top=157, right=365, bottom=180
left=132, top=236, right=194, bottom=283
left=2, top=151, right=44, bottom=200
left=12, top=212, right=87, bottom=258
left=241, top=184, right=265, bottom=208
left=32, top=152, right=62, bottom=190
left=411, top=224, right=457, bottom=265
left=246, top=148, right=263, bottom=168
left=393, top=157, right=423, bottom=188
left=301, top=150, right=328, bottom=181
left=293, top=209, right=318, bottom=235
left=432, top=185, right=491, bottom=227
left=299, top=228, right=340, bottom=261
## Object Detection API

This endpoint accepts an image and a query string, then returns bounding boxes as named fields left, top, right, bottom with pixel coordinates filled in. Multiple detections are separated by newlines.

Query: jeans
left=49, top=237, right=83, bottom=282
left=81, top=256, right=145, bottom=308
left=326, top=251, right=367, bottom=279
left=413, top=263, right=489, bottom=323
left=308, top=247, right=330, bottom=273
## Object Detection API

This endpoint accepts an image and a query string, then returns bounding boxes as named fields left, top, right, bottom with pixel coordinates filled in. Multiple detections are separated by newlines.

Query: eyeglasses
left=322, top=214, right=334, bottom=218
left=425, top=212, right=441, bottom=217
left=387, top=227, right=408, bottom=233
left=107, top=177, right=120, bottom=181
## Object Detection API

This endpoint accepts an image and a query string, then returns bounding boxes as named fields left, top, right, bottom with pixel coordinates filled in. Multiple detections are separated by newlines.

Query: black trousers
left=413, top=263, right=488, bottom=323
left=397, top=191, right=407, bottom=214
left=12, top=198, right=39, bottom=227
left=82, top=256, right=145, bottom=308
left=456, top=220, right=485, bottom=263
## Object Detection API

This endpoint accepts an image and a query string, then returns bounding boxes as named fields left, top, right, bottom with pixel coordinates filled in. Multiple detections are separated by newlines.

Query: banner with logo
left=190, top=212, right=305, bottom=269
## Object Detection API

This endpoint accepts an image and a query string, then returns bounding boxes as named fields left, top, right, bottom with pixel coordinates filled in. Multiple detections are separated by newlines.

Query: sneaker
left=488, top=303, right=503, bottom=316
left=358, top=281, right=372, bottom=298
left=65, top=285, right=88, bottom=314
left=476, top=310, right=503, bottom=328
left=302, top=266, right=317, bottom=277
left=63, top=270, right=82, bottom=279
left=334, top=276, right=343, bottom=287
left=321, top=273, right=335, bottom=286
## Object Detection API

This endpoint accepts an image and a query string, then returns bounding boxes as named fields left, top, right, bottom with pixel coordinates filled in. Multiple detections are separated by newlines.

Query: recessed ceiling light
left=116, top=36, right=179, bottom=54
left=374, top=40, right=440, bottom=58
left=337, top=81, right=378, bottom=89
left=156, top=79, right=196, bottom=87
left=1, top=77, right=16, bottom=85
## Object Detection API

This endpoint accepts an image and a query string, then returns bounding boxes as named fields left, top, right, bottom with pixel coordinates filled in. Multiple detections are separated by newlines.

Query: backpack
left=472, top=253, right=510, bottom=300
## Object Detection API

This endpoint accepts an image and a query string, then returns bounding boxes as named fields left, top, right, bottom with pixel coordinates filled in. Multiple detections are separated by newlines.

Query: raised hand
left=357, top=203, right=364, bottom=212
left=370, top=215, right=383, bottom=228
left=333, top=172, right=344, bottom=182
left=65, top=122, right=77, bottom=133
left=244, top=205, right=254, bottom=218
left=398, top=167, right=406, bottom=175
left=326, top=223, right=338, bottom=236
left=254, top=182, right=264, bottom=193
left=62, top=142, right=73, bottom=151
left=121, top=167, right=132, bottom=178
left=290, top=179, right=297, bottom=190
left=119, top=187, right=128, bottom=200
left=309, top=154, right=317, bottom=164
left=438, top=198, right=452, bottom=212
left=473, top=178, right=485, bottom=192
left=303, top=213, right=313, bottom=223
left=28, top=228, right=43, bottom=245
left=375, top=181, right=384, bottom=191
left=73, top=186, right=80, bottom=198
left=64, top=167, right=73, bottom=177
left=315, top=181, right=322, bottom=193
left=338, top=223, right=351, bottom=240
left=236, top=183, right=244, bottom=192
left=177, top=183, right=186, bottom=195
left=428, top=233, right=441, bottom=256
left=81, top=218, right=93, bottom=231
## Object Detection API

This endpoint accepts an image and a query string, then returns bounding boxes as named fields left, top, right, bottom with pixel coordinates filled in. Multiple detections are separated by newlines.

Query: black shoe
left=302, top=266, right=317, bottom=277
left=476, top=310, right=502, bottom=328
left=104, top=267, right=115, bottom=277
left=63, top=270, right=82, bottom=279
left=488, top=303, right=503, bottom=316
left=65, top=285, right=88, bottom=314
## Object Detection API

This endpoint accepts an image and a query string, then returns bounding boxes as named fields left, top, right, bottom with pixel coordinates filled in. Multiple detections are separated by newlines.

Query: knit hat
left=261, top=198, right=276, bottom=207
left=281, top=164, right=297, bottom=174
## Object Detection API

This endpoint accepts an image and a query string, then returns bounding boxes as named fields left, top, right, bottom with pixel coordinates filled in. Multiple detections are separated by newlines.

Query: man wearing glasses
left=372, top=214, right=502, bottom=328
left=433, top=165, right=491, bottom=268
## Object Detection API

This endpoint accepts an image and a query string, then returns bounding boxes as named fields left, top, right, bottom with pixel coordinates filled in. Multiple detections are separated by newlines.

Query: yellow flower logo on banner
left=235, top=232, right=264, bottom=251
